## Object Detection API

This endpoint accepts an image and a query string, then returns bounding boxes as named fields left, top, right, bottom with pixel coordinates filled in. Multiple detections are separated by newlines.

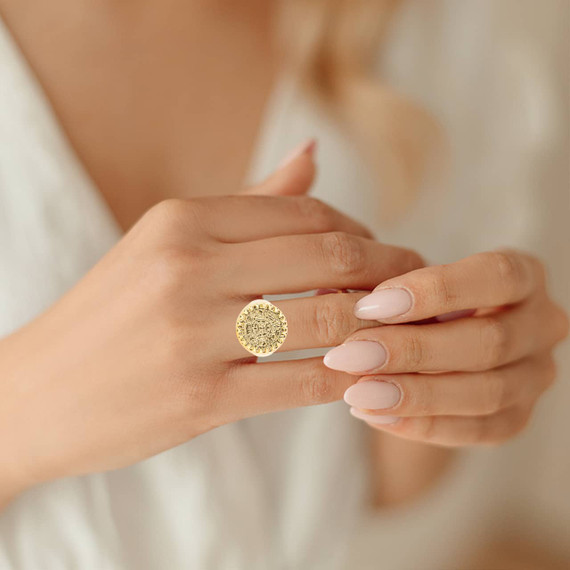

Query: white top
left=1, top=1, right=569, bottom=568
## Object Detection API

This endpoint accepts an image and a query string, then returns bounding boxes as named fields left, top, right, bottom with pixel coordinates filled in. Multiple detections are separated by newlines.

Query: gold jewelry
left=236, top=299, right=288, bottom=357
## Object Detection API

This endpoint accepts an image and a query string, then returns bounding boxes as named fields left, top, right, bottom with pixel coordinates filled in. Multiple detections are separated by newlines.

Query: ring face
left=236, top=300, right=288, bottom=357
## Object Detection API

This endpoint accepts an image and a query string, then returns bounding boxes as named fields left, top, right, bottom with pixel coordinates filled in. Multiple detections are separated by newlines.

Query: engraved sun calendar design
left=236, top=300, right=288, bottom=357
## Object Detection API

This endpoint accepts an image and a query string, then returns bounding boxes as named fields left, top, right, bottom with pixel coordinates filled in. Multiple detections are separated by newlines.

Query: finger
left=223, top=357, right=355, bottom=418
left=242, top=139, right=317, bottom=197
left=221, top=292, right=377, bottom=361
left=349, top=406, right=532, bottom=447
left=354, top=250, right=544, bottom=323
left=343, top=355, right=556, bottom=417
left=225, top=232, right=423, bottom=295
left=277, top=293, right=377, bottom=352
left=193, top=195, right=373, bottom=242
left=327, top=300, right=566, bottom=374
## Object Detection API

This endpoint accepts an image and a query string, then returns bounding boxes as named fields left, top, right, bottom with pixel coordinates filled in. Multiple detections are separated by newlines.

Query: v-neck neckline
left=0, top=13, right=123, bottom=240
left=0, top=12, right=289, bottom=238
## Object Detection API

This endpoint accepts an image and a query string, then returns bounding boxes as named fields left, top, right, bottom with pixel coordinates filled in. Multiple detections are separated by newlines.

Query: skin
left=335, top=252, right=569, bottom=444
left=0, top=0, right=277, bottom=229
left=0, top=0, right=568, bottom=541
left=0, top=156, right=423, bottom=506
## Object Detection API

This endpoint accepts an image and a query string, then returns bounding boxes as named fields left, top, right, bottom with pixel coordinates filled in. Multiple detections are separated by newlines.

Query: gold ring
left=236, top=299, right=288, bottom=357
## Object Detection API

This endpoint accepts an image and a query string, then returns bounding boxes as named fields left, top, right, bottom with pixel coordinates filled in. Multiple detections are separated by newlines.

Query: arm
left=0, top=154, right=424, bottom=510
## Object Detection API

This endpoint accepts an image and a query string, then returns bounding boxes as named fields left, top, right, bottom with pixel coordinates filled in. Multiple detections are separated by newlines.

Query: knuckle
left=313, top=298, right=354, bottom=346
left=489, top=251, right=525, bottom=296
left=322, top=232, right=365, bottom=277
left=479, top=317, right=510, bottom=368
left=402, top=333, right=425, bottom=370
left=296, top=197, right=335, bottom=232
left=408, top=376, right=433, bottom=414
left=148, top=248, right=191, bottom=295
left=431, top=265, right=458, bottom=307
left=484, top=370, right=513, bottom=413
left=147, top=245, right=212, bottom=305
left=146, top=198, right=188, bottom=226
left=491, top=251, right=520, bottom=279
left=416, top=416, right=438, bottom=441
left=143, top=199, right=203, bottom=241
left=300, top=367, right=336, bottom=404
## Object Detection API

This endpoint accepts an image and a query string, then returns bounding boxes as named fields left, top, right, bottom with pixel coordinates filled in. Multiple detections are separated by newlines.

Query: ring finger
left=219, top=292, right=376, bottom=361
left=325, top=300, right=562, bottom=374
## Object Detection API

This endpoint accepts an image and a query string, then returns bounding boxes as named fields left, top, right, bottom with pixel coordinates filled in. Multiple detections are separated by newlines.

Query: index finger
left=193, top=195, right=374, bottom=242
left=228, top=232, right=423, bottom=295
left=354, top=250, right=542, bottom=323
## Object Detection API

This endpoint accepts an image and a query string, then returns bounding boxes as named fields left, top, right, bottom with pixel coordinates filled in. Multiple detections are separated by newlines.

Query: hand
left=0, top=152, right=423, bottom=502
left=324, top=250, right=569, bottom=446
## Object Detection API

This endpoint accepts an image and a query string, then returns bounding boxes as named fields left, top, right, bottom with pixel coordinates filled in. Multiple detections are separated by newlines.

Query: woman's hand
left=0, top=156, right=423, bottom=504
left=324, top=250, right=569, bottom=446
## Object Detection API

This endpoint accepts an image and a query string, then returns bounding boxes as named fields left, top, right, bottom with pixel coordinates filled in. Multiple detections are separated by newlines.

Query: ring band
left=236, top=299, right=288, bottom=357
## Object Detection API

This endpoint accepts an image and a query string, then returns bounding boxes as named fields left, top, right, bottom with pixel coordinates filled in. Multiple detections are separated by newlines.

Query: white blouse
left=1, top=1, right=568, bottom=568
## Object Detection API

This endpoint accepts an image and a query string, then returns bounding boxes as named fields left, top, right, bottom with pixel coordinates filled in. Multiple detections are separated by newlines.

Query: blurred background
left=258, top=1, right=570, bottom=568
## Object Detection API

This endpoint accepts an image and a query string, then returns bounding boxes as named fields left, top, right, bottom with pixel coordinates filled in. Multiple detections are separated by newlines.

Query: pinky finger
left=351, top=406, right=532, bottom=447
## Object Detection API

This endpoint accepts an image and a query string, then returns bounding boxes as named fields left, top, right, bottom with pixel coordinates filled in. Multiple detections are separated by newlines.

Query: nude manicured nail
left=278, top=138, right=317, bottom=169
left=354, top=288, right=413, bottom=320
left=349, top=408, right=399, bottom=425
left=344, top=381, right=401, bottom=409
left=323, top=341, right=387, bottom=373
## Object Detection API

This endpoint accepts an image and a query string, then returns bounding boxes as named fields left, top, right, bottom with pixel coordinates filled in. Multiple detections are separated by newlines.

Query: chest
left=0, top=1, right=275, bottom=230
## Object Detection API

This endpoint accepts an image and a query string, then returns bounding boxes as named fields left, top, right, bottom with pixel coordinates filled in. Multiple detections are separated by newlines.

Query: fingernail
left=278, top=138, right=317, bottom=169
left=350, top=407, right=399, bottom=425
left=323, top=341, right=387, bottom=373
left=344, top=381, right=401, bottom=409
left=354, top=288, right=413, bottom=320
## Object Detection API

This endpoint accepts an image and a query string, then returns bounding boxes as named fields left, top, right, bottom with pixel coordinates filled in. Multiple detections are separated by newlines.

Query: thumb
left=242, top=139, right=317, bottom=196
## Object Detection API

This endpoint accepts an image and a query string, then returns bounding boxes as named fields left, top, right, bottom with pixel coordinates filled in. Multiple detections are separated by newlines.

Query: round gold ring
left=236, top=299, right=288, bottom=357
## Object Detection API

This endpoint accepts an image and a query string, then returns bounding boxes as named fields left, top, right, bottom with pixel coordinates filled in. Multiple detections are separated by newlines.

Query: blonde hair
left=279, top=0, right=442, bottom=215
